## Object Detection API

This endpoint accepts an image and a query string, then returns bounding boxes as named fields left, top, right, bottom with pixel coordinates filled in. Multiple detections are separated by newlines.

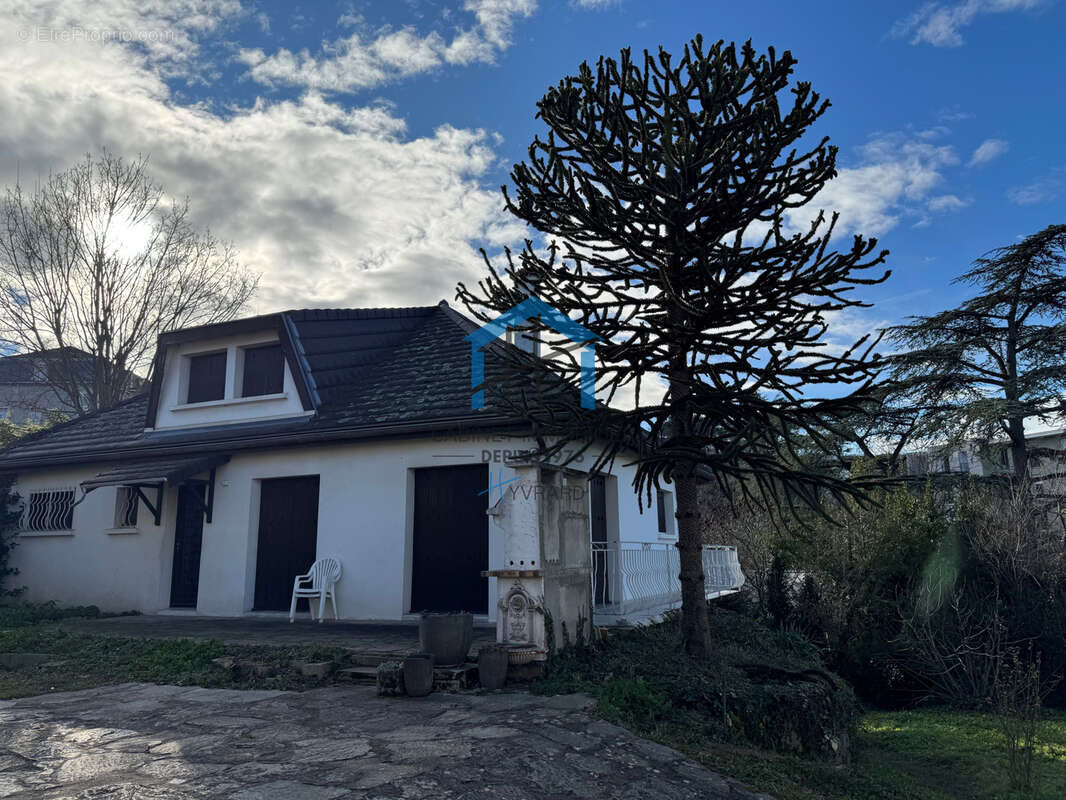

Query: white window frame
left=656, top=489, right=676, bottom=537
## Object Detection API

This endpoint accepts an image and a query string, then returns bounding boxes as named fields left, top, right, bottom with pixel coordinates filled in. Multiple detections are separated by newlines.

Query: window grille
left=114, top=487, right=139, bottom=528
left=23, top=488, right=75, bottom=531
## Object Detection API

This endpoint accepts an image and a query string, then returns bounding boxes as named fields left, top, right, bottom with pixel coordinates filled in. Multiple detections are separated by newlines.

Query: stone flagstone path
left=0, top=683, right=773, bottom=799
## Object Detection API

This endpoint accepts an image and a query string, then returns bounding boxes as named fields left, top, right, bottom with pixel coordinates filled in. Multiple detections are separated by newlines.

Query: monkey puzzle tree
left=457, top=37, right=892, bottom=657
left=889, top=225, right=1066, bottom=482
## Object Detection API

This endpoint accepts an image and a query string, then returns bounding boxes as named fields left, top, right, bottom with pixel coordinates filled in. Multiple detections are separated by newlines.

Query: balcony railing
left=591, top=541, right=744, bottom=617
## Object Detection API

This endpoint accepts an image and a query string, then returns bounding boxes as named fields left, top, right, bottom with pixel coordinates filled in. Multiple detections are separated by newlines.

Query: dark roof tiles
left=0, top=303, right=529, bottom=469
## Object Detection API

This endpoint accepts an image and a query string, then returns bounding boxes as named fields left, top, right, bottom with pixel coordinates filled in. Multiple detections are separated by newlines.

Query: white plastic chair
left=289, top=557, right=342, bottom=623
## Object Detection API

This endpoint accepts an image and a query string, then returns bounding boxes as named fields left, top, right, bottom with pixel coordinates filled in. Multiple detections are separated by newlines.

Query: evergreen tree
left=458, top=37, right=890, bottom=657
left=889, top=225, right=1066, bottom=482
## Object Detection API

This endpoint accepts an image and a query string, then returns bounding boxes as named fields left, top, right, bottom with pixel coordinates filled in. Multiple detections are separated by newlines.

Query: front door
left=411, top=465, right=488, bottom=614
left=590, top=475, right=610, bottom=605
left=254, top=476, right=320, bottom=611
left=170, top=484, right=205, bottom=608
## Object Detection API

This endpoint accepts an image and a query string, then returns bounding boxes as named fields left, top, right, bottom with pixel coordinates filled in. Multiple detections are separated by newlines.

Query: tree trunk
left=1009, top=416, right=1029, bottom=483
left=675, top=474, right=712, bottom=659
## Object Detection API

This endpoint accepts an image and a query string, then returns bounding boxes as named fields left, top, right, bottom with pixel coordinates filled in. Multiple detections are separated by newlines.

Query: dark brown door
left=254, top=476, right=320, bottom=611
left=411, top=465, right=488, bottom=614
left=590, top=475, right=609, bottom=605
left=170, top=484, right=205, bottom=608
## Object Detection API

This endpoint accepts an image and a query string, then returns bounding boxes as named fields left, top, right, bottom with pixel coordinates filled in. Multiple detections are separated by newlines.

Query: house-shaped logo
left=464, top=296, right=598, bottom=411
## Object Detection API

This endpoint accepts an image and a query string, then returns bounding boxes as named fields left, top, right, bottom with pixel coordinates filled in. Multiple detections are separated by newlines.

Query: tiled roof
left=0, top=303, right=531, bottom=470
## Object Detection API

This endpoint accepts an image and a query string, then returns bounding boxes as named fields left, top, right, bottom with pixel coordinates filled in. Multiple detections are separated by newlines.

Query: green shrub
left=535, top=606, right=858, bottom=761
left=598, top=677, right=671, bottom=728
left=0, top=601, right=105, bottom=628
left=0, top=475, right=21, bottom=597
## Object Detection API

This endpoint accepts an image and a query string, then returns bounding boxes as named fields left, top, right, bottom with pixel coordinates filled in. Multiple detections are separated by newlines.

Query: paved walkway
left=0, top=683, right=771, bottom=799
left=62, top=615, right=497, bottom=654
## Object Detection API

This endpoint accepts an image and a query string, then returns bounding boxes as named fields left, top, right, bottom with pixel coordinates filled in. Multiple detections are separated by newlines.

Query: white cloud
left=1006, top=168, right=1066, bottom=206
left=937, top=105, right=975, bottom=122
left=241, top=0, right=537, bottom=93
left=573, top=0, right=618, bottom=8
left=927, top=193, right=970, bottom=212
left=890, top=0, right=1042, bottom=47
left=7, top=0, right=243, bottom=76
left=0, top=1, right=528, bottom=314
left=968, top=137, right=1009, bottom=166
left=794, top=131, right=961, bottom=237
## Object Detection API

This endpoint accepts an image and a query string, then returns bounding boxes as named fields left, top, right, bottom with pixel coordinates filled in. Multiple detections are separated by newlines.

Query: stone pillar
left=483, top=461, right=592, bottom=660
left=484, top=462, right=546, bottom=660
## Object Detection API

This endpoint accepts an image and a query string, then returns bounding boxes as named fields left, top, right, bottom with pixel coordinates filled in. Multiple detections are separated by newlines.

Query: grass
left=0, top=621, right=357, bottom=699
left=651, top=708, right=1066, bottom=800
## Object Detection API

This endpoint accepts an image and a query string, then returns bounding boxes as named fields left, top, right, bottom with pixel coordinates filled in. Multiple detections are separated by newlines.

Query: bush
left=0, top=601, right=104, bottom=628
left=534, top=606, right=859, bottom=762
left=0, top=475, right=21, bottom=598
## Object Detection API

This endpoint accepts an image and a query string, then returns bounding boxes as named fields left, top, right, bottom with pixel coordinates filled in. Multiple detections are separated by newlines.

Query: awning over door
left=79, top=453, right=230, bottom=525
left=80, top=454, right=230, bottom=490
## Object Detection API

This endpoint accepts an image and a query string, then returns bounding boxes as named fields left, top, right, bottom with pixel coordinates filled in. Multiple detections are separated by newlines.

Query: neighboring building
left=0, top=302, right=743, bottom=624
left=0, top=347, right=143, bottom=425
left=903, top=425, right=1066, bottom=489
left=0, top=348, right=85, bottom=425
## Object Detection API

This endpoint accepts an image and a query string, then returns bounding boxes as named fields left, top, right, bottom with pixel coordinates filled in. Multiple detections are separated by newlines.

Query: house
left=0, top=302, right=743, bottom=632
left=0, top=347, right=144, bottom=425
left=903, top=425, right=1066, bottom=490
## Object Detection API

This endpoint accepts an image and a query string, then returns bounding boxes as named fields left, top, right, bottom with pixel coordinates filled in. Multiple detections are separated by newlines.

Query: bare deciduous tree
left=0, top=151, right=257, bottom=413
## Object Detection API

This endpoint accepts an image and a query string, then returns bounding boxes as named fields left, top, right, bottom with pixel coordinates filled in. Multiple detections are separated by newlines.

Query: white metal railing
left=591, top=541, right=745, bottom=616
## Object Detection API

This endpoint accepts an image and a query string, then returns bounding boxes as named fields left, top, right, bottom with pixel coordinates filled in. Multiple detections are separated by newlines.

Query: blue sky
left=2, top=0, right=1064, bottom=332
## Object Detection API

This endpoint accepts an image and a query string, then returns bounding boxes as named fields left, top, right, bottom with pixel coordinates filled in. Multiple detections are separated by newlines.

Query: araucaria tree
left=889, top=225, right=1066, bottom=482
left=0, top=151, right=258, bottom=414
left=458, top=37, right=891, bottom=657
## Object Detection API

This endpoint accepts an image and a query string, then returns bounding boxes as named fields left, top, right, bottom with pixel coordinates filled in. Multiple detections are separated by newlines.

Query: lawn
left=0, top=613, right=357, bottom=698
left=670, top=709, right=1066, bottom=800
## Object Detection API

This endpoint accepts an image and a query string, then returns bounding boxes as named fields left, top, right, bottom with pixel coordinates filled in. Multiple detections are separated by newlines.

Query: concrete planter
left=402, top=653, right=434, bottom=697
left=477, top=646, right=509, bottom=690
left=419, top=612, right=473, bottom=667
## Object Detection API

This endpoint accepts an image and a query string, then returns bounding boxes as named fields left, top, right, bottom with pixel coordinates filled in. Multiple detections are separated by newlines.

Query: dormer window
left=186, top=351, right=227, bottom=404
left=241, top=344, right=284, bottom=397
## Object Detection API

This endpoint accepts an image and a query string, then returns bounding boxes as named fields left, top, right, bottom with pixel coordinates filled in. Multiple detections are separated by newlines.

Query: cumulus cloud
left=890, top=0, right=1042, bottom=47
left=1006, top=168, right=1066, bottom=206
left=0, top=1, right=527, bottom=313
left=968, top=138, right=1009, bottom=166
left=927, top=194, right=970, bottom=212
left=792, top=130, right=961, bottom=237
left=241, top=0, right=537, bottom=93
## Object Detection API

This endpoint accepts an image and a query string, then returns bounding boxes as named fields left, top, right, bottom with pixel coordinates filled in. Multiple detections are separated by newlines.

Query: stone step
left=343, top=649, right=408, bottom=667
left=338, top=662, right=482, bottom=692
left=336, top=666, right=379, bottom=684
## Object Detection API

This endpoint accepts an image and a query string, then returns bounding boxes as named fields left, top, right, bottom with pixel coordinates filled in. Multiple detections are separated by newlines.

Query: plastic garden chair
left=289, top=557, right=342, bottom=623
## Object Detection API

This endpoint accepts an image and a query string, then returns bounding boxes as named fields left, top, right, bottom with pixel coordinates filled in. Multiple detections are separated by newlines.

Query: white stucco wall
left=9, top=432, right=670, bottom=619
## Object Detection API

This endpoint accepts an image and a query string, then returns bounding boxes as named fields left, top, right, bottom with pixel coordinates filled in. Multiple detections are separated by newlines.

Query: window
left=24, top=488, right=74, bottom=531
left=241, top=343, right=284, bottom=397
left=656, top=489, right=675, bottom=535
left=114, top=487, right=139, bottom=528
left=186, top=351, right=227, bottom=403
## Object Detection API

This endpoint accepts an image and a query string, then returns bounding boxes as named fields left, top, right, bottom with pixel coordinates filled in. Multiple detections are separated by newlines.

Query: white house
left=0, top=302, right=742, bottom=627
